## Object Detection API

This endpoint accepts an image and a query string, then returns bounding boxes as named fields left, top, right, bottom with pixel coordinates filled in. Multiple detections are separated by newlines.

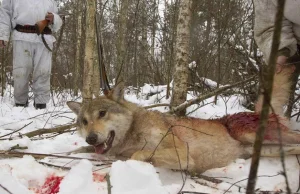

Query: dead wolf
left=67, top=66, right=300, bottom=173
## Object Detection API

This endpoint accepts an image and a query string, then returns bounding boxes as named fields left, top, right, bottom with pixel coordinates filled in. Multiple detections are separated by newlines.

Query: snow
left=110, top=160, right=169, bottom=194
left=0, top=84, right=300, bottom=194
left=59, top=160, right=98, bottom=194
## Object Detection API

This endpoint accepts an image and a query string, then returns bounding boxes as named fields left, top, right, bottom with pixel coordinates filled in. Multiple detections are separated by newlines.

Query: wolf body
left=67, top=65, right=300, bottom=173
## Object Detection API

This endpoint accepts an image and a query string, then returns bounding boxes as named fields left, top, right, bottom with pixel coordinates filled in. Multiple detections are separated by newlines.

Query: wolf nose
left=86, top=132, right=98, bottom=145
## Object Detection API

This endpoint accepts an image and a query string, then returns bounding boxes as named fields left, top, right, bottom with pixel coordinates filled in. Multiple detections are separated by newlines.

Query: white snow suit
left=0, top=0, right=62, bottom=104
left=254, top=0, right=300, bottom=62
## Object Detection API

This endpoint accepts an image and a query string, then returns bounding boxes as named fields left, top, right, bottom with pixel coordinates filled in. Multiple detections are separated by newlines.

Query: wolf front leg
left=131, top=148, right=195, bottom=171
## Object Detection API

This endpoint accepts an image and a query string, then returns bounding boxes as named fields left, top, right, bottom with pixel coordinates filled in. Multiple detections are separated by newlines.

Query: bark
left=1, top=44, right=5, bottom=96
left=23, top=124, right=76, bottom=138
left=246, top=1, right=289, bottom=193
left=171, top=0, right=193, bottom=116
left=132, top=0, right=140, bottom=87
left=82, top=0, right=96, bottom=104
left=116, top=0, right=129, bottom=84
left=166, top=0, right=180, bottom=99
left=74, top=0, right=83, bottom=96
left=93, top=44, right=101, bottom=96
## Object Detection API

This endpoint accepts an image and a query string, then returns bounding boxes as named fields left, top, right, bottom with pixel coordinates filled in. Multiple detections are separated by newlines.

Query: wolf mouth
left=94, top=131, right=115, bottom=154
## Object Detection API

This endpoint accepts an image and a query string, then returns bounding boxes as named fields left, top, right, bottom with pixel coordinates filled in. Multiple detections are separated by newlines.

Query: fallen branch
left=0, top=184, right=12, bottom=194
left=66, top=145, right=95, bottom=155
left=143, top=103, right=170, bottom=109
left=38, top=161, right=71, bottom=170
left=0, top=150, right=114, bottom=162
left=106, top=174, right=112, bottom=194
left=0, top=121, right=33, bottom=139
left=23, top=123, right=76, bottom=138
left=226, top=173, right=281, bottom=194
left=169, top=75, right=256, bottom=114
left=9, top=144, right=28, bottom=151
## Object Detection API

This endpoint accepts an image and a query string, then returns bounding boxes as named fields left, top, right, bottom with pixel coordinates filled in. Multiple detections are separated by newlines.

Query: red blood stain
left=93, top=173, right=106, bottom=182
left=39, top=175, right=63, bottom=194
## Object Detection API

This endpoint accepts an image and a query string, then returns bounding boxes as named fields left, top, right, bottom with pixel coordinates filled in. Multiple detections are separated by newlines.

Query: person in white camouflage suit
left=253, top=0, right=300, bottom=115
left=254, top=0, right=300, bottom=67
left=0, top=0, right=62, bottom=109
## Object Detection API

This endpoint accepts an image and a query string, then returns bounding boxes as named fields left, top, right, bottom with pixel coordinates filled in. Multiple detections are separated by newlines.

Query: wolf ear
left=109, top=81, right=125, bottom=102
left=67, top=101, right=82, bottom=115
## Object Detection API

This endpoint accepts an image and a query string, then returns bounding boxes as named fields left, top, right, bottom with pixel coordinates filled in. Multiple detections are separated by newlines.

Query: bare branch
left=169, top=75, right=256, bottom=114
left=0, top=184, right=13, bottom=194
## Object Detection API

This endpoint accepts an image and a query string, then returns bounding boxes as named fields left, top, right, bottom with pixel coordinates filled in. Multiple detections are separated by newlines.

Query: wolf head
left=67, top=83, right=133, bottom=155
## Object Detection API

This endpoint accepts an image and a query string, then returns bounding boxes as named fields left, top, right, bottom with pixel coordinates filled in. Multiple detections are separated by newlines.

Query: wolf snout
left=86, top=132, right=98, bottom=145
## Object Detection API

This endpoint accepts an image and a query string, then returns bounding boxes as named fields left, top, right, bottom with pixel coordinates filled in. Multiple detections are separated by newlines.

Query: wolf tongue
left=94, top=144, right=105, bottom=154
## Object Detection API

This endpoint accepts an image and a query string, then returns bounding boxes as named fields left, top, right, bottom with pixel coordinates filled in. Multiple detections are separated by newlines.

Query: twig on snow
left=106, top=174, right=112, bottom=194
left=0, top=121, right=33, bottom=139
left=0, top=184, right=13, bottom=194
left=23, top=123, right=76, bottom=138
left=0, top=150, right=115, bottom=163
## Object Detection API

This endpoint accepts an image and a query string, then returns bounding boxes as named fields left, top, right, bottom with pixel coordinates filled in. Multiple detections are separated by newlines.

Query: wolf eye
left=82, top=118, right=88, bottom=125
left=99, top=111, right=106, bottom=118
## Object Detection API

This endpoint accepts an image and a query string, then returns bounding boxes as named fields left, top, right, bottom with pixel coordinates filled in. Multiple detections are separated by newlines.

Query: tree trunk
left=166, top=0, right=180, bottom=99
left=171, top=0, right=193, bottom=116
left=1, top=44, right=5, bottom=96
left=116, top=0, right=129, bottom=84
left=93, top=42, right=100, bottom=96
left=82, top=0, right=96, bottom=104
left=74, top=0, right=83, bottom=96
left=246, top=1, right=289, bottom=193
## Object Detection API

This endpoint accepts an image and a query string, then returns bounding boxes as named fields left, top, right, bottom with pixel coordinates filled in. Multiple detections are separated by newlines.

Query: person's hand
left=0, top=40, right=7, bottom=48
left=45, top=12, right=54, bottom=24
left=275, top=55, right=288, bottom=73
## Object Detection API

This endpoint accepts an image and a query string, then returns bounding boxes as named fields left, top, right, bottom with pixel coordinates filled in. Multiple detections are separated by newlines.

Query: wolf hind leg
left=131, top=148, right=195, bottom=171
left=243, top=144, right=300, bottom=157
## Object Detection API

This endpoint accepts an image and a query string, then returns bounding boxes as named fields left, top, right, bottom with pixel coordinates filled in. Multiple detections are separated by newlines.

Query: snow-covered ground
left=0, top=83, right=299, bottom=194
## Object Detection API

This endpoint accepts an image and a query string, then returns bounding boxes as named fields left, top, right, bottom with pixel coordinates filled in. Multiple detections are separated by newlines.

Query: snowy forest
left=0, top=0, right=300, bottom=194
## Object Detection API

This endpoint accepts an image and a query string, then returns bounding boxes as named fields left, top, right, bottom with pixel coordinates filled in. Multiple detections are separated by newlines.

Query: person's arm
left=47, top=1, right=62, bottom=33
left=0, top=0, right=13, bottom=47
left=253, top=0, right=297, bottom=63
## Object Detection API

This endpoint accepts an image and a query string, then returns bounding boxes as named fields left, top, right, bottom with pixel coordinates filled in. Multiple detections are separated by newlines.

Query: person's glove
left=275, top=46, right=300, bottom=74
left=0, top=40, right=7, bottom=48
left=276, top=48, right=291, bottom=73
left=45, top=12, right=54, bottom=24
left=276, top=55, right=288, bottom=73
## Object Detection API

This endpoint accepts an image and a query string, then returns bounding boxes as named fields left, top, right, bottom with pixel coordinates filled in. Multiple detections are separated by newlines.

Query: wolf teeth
left=104, top=143, right=108, bottom=149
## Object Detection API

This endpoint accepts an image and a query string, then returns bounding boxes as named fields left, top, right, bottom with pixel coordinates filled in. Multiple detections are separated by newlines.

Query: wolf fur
left=67, top=65, right=300, bottom=173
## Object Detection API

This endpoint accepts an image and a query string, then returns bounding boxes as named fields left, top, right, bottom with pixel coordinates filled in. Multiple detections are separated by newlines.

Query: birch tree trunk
left=93, top=43, right=100, bottom=96
left=82, top=0, right=96, bottom=104
left=171, top=0, right=193, bottom=116
left=74, top=0, right=83, bottom=96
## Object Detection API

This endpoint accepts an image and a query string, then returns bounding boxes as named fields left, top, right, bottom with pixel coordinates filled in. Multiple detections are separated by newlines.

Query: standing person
left=253, top=0, right=300, bottom=116
left=0, top=0, right=62, bottom=109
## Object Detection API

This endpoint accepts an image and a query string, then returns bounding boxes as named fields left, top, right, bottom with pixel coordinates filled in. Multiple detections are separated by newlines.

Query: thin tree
left=115, top=0, right=129, bottom=84
left=246, top=0, right=287, bottom=193
left=74, top=0, right=83, bottom=96
left=171, top=0, right=193, bottom=116
left=82, top=0, right=96, bottom=104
